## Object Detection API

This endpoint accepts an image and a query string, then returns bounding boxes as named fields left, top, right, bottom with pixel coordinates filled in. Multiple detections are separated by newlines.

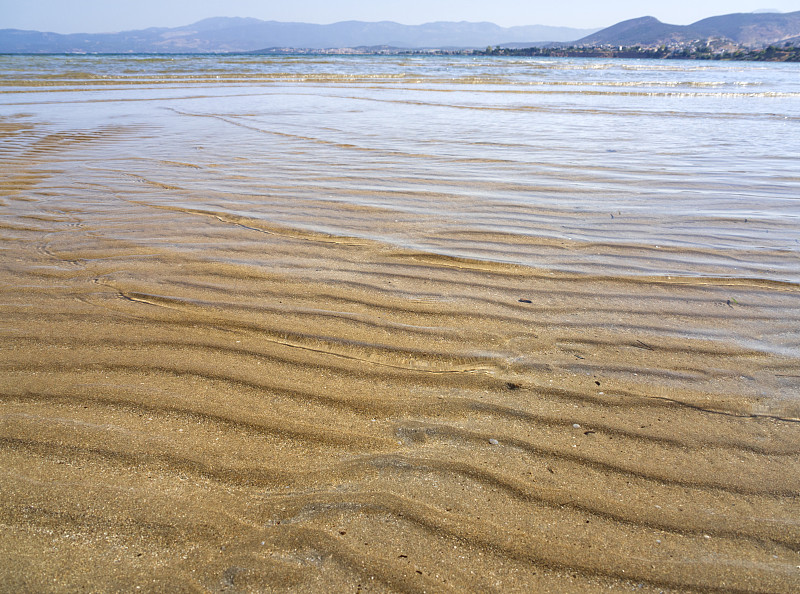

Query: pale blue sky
left=0, top=0, right=796, bottom=33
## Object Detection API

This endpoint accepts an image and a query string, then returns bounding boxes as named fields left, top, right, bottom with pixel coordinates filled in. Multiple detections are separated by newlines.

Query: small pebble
left=488, top=438, right=499, bottom=445
left=572, top=423, right=581, bottom=429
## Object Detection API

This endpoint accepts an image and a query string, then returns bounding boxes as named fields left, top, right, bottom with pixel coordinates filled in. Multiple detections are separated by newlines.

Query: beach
left=1, top=55, right=800, bottom=592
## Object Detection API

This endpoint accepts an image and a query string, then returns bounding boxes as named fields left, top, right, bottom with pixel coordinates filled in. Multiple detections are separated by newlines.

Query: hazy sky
left=0, top=1, right=795, bottom=33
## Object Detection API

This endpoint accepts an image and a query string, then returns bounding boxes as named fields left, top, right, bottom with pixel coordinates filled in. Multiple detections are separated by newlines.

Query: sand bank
left=2, top=89, right=800, bottom=592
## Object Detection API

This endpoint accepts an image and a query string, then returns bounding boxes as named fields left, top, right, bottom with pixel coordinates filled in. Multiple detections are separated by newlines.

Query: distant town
left=252, top=42, right=800, bottom=62
left=479, top=42, right=800, bottom=62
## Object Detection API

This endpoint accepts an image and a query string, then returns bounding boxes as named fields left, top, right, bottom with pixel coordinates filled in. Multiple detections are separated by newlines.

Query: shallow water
left=2, top=54, right=799, bottom=282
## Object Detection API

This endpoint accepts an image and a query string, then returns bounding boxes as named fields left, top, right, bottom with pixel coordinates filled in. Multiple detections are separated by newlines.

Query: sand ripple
left=2, top=97, right=800, bottom=593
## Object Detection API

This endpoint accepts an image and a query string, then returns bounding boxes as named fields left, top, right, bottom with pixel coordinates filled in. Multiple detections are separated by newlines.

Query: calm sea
left=2, top=54, right=799, bottom=282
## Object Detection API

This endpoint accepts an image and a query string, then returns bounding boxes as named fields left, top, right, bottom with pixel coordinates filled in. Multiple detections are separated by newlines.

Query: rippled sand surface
left=2, top=56, right=800, bottom=592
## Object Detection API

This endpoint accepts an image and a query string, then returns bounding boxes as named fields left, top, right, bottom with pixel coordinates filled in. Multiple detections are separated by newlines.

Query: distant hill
left=0, top=18, right=597, bottom=53
left=576, top=11, right=800, bottom=47
left=4, top=12, right=796, bottom=54
left=573, top=16, right=684, bottom=46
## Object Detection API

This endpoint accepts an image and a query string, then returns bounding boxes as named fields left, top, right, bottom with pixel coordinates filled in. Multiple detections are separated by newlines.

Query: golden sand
left=1, top=116, right=800, bottom=593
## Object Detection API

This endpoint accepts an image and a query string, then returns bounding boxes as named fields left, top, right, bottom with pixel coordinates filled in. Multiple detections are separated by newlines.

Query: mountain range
left=0, top=11, right=798, bottom=54
left=0, top=18, right=596, bottom=53
left=575, top=10, right=800, bottom=47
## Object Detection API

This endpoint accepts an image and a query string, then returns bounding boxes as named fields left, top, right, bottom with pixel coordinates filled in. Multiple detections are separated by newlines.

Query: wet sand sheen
left=2, top=60, right=800, bottom=592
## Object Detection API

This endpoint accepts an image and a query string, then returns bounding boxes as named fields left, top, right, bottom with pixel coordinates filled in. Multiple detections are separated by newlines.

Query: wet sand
left=2, top=90, right=800, bottom=591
